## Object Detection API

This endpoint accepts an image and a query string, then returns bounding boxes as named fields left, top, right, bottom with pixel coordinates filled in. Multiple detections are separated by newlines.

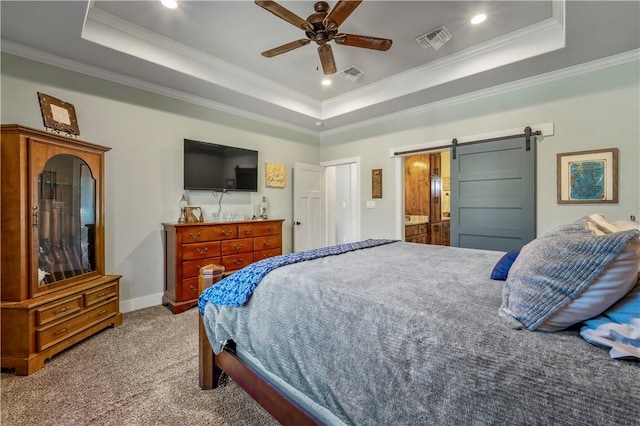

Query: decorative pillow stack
left=498, top=215, right=640, bottom=345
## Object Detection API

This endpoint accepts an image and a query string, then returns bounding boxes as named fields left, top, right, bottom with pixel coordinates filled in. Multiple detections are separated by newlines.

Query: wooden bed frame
left=197, top=265, right=320, bottom=425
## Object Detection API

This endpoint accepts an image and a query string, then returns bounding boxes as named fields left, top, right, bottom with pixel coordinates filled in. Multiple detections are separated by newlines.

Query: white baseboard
left=119, top=293, right=164, bottom=313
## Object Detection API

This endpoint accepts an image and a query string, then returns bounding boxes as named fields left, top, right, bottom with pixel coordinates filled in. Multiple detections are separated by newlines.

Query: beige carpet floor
left=1, top=305, right=279, bottom=425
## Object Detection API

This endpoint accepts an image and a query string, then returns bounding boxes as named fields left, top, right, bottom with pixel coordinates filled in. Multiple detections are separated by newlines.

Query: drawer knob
left=244, top=229, right=254, bottom=235
left=97, top=292, right=108, bottom=298
left=221, top=229, right=232, bottom=236
left=195, top=247, right=208, bottom=255
left=189, top=285, right=197, bottom=291
left=233, top=258, right=244, bottom=265
left=55, top=328, right=68, bottom=336
left=267, top=227, right=275, bottom=233
left=263, top=240, right=272, bottom=247
left=189, top=231, right=201, bottom=239
left=55, top=307, right=68, bottom=314
left=233, top=243, right=244, bottom=250
left=98, top=309, right=107, bottom=315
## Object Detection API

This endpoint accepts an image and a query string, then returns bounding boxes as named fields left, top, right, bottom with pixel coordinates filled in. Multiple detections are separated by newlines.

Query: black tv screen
left=184, top=139, right=258, bottom=191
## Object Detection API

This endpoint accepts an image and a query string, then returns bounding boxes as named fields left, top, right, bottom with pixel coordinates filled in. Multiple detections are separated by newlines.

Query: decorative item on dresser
left=162, top=219, right=284, bottom=314
left=1, top=124, right=122, bottom=375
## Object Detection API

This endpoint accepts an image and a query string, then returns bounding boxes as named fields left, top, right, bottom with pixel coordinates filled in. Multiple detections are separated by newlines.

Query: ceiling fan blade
left=255, top=1, right=313, bottom=31
left=335, top=33, right=392, bottom=51
left=318, top=44, right=337, bottom=75
left=261, top=39, right=311, bottom=58
left=324, top=0, right=363, bottom=31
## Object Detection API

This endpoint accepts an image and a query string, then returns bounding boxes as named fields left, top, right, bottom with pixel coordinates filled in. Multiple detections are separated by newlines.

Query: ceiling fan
left=255, top=0, right=392, bottom=75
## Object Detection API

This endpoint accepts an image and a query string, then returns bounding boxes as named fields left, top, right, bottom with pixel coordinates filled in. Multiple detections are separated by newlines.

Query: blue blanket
left=198, top=239, right=396, bottom=312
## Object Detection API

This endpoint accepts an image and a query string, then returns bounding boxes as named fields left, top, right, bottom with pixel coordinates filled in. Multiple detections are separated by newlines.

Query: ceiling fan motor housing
left=305, top=1, right=337, bottom=45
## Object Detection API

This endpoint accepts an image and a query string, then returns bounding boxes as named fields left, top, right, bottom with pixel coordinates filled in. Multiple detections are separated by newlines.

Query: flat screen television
left=184, top=139, right=258, bottom=192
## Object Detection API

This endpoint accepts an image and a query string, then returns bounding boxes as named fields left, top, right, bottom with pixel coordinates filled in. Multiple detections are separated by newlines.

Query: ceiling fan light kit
left=255, top=0, right=392, bottom=75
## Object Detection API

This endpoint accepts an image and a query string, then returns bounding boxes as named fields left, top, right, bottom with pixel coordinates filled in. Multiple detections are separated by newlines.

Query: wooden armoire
left=1, top=124, right=122, bottom=375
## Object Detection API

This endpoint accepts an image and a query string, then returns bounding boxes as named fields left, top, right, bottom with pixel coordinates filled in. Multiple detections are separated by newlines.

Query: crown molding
left=81, top=0, right=566, bottom=122
left=82, top=1, right=323, bottom=118
left=0, top=40, right=320, bottom=138
left=320, top=49, right=639, bottom=140
left=321, top=13, right=565, bottom=119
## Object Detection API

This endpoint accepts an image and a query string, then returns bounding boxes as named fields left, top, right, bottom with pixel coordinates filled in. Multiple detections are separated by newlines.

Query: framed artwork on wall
left=372, top=169, right=382, bottom=199
left=557, top=148, right=618, bottom=204
left=265, top=162, right=286, bottom=188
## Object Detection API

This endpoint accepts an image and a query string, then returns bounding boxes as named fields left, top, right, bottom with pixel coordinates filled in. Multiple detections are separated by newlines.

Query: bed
left=197, top=219, right=640, bottom=425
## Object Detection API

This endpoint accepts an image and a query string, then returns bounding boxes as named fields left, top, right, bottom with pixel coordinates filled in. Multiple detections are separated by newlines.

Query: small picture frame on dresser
left=185, top=206, right=204, bottom=223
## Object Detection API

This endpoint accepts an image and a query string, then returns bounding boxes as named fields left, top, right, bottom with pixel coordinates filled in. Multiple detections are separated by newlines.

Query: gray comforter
left=202, top=242, right=640, bottom=425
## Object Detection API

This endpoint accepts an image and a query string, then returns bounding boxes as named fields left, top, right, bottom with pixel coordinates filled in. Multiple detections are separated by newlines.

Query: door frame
left=390, top=123, right=554, bottom=241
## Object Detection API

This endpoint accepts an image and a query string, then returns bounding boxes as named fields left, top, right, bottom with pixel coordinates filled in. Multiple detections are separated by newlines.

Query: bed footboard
left=198, top=264, right=225, bottom=390
left=198, top=264, right=321, bottom=425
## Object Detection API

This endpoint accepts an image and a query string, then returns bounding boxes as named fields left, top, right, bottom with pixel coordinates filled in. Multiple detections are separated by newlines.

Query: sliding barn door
left=450, top=136, right=535, bottom=251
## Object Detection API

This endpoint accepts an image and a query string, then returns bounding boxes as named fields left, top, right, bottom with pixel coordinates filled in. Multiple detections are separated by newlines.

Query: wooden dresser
left=162, top=219, right=284, bottom=313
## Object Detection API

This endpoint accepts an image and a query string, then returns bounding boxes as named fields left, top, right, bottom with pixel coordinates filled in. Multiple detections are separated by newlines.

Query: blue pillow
left=490, top=250, right=520, bottom=280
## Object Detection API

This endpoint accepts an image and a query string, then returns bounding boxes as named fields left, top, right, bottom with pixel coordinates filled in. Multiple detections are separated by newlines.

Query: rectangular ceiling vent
left=338, top=65, right=364, bottom=82
left=416, top=26, right=452, bottom=50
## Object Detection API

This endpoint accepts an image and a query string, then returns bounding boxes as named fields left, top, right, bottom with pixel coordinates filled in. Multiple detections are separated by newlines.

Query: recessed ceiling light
left=471, top=14, right=487, bottom=25
left=321, top=79, right=332, bottom=86
left=161, top=0, right=178, bottom=9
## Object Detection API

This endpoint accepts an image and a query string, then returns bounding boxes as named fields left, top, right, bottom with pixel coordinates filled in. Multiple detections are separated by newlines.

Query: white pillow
left=586, top=213, right=618, bottom=235
left=612, top=220, right=640, bottom=232
left=539, top=237, right=640, bottom=331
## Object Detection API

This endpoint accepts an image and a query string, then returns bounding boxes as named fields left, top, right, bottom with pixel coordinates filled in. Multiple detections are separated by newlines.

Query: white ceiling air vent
left=338, top=65, right=365, bottom=82
left=416, top=26, right=453, bottom=50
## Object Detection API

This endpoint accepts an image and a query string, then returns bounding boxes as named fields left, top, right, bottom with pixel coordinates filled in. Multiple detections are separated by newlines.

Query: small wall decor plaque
left=372, top=169, right=382, bottom=199
left=37, top=92, right=80, bottom=137
left=265, top=162, right=286, bottom=188
left=557, top=148, right=618, bottom=204
left=185, top=206, right=204, bottom=223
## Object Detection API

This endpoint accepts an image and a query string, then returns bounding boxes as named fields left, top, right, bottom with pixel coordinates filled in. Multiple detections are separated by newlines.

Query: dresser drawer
left=179, top=225, right=237, bottom=242
left=221, top=253, right=254, bottom=271
left=182, top=257, right=221, bottom=278
left=238, top=222, right=281, bottom=238
left=221, top=238, right=254, bottom=255
left=254, top=235, right=281, bottom=251
left=37, top=299, right=119, bottom=351
left=36, top=295, right=83, bottom=326
left=182, top=241, right=221, bottom=260
left=254, top=248, right=282, bottom=261
left=84, top=283, right=118, bottom=307
left=178, top=278, right=200, bottom=302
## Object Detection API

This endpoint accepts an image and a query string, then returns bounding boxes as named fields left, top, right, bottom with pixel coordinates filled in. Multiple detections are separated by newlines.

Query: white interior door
left=293, top=162, right=325, bottom=252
